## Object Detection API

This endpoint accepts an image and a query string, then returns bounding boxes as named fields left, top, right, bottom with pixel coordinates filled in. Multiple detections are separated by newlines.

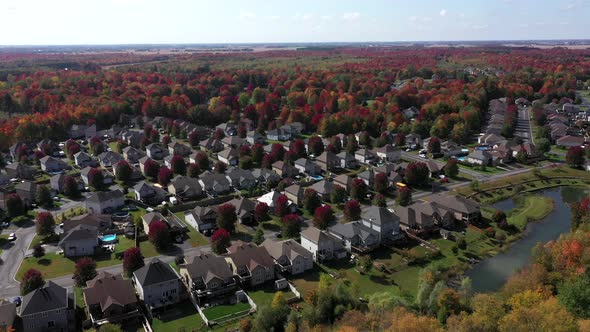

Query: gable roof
left=301, top=226, right=339, bottom=244
left=362, top=206, right=400, bottom=226
left=133, top=259, right=178, bottom=287
left=84, top=272, right=138, bottom=311
left=432, top=194, right=480, bottom=214
left=20, top=281, right=68, bottom=316
left=182, top=252, right=234, bottom=284
left=58, top=224, right=98, bottom=246
left=86, top=189, right=124, bottom=203
left=226, top=241, right=274, bottom=271
left=262, top=239, right=312, bottom=262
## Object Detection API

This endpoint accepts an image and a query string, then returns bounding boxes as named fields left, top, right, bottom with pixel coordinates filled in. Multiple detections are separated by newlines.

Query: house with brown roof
left=218, top=147, right=239, bottom=166
left=556, top=135, right=584, bottom=148
left=316, top=151, right=340, bottom=172
left=225, top=241, right=275, bottom=287
left=84, top=272, right=141, bottom=325
left=309, top=180, right=335, bottom=201
left=63, top=213, right=112, bottom=233
left=262, top=239, right=313, bottom=275
left=5, top=162, right=35, bottom=180
left=179, top=252, right=237, bottom=305
left=272, top=161, right=299, bottom=178
left=396, top=201, right=453, bottom=232
left=300, top=226, right=347, bottom=262
left=333, top=174, right=352, bottom=191
left=199, top=138, right=224, bottom=153
left=284, top=184, right=304, bottom=207
left=431, top=194, right=480, bottom=223
left=168, top=141, right=192, bottom=156
left=226, top=197, right=256, bottom=224
left=373, top=144, right=401, bottom=163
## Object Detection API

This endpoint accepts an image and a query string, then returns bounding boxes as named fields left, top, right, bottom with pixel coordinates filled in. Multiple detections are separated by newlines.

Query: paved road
left=0, top=222, right=36, bottom=298
left=515, top=106, right=532, bottom=143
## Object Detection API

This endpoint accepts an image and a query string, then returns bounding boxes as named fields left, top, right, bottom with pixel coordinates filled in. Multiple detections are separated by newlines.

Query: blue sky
left=1, top=0, right=589, bottom=45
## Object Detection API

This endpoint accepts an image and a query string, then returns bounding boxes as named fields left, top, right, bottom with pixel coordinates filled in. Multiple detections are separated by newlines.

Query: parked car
left=1, top=222, right=9, bottom=228
left=8, top=233, right=16, bottom=241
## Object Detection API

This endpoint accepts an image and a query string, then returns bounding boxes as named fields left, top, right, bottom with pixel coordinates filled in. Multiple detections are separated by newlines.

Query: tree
left=397, top=186, right=412, bottom=206
left=566, top=146, right=585, bottom=167
left=359, top=131, right=372, bottom=147
left=357, top=255, right=373, bottom=273
left=308, top=135, right=324, bottom=156
left=187, top=163, right=200, bottom=178
left=274, top=194, right=290, bottom=217
left=331, top=185, right=347, bottom=204
left=114, top=160, right=133, bottom=182
left=148, top=220, right=171, bottom=250
left=170, top=155, right=186, bottom=175
left=444, top=159, right=459, bottom=178
left=373, top=193, right=387, bottom=207
left=214, top=160, right=227, bottom=174
left=36, top=211, right=55, bottom=237
left=374, top=173, right=389, bottom=194
left=63, top=175, right=80, bottom=198
left=282, top=214, right=301, bottom=238
left=211, top=228, right=231, bottom=254
left=74, top=257, right=97, bottom=286
left=437, top=288, right=461, bottom=322
left=32, top=244, right=45, bottom=258
left=292, top=139, right=306, bottom=158
left=5, top=194, right=24, bottom=217
left=351, top=178, right=368, bottom=200
left=36, top=185, right=53, bottom=208
left=405, top=162, right=430, bottom=186
left=254, top=202, right=269, bottom=222
left=470, top=180, right=480, bottom=192
left=346, top=135, right=358, bottom=154
left=194, top=152, right=210, bottom=170
left=492, top=210, right=507, bottom=224
left=536, top=138, right=551, bottom=154
left=123, top=247, right=145, bottom=277
left=251, top=144, right=264, bottom=164
left=188, top=131, right=200, bottom=147
left=89, top=136, right=105, bottom=156
left=216, top=203, right=237, bottom=234
left=303, top=188, right=321, bottom=214
left=253, top=228, right=265, bottom=245
left=558, top=269, right=590, bottom=318
left=158, top=166, right=173, bottom=185
left=87, top=167, right=105, bottom=189
left=428, top=137, right=441, bottom=155
left=343, top=200, right=361, bottom=221
left=313, top=205, right=334, bottom=229
left=21, top=268, right=44, bottom=295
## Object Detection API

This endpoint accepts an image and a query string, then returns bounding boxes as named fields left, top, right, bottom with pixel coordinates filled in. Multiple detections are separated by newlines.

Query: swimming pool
left=100, top=234, right=117, bottom=243
left=457, top=156, right=466, bottom=162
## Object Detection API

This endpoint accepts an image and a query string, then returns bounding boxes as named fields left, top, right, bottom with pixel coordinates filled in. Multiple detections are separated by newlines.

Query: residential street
left=515, top=106, right=533, bottom=143
left=0, top=222, right=36, bottom=299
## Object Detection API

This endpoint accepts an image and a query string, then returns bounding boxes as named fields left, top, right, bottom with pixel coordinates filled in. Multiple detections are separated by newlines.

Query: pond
left=466, top=186, right=588, bottom=293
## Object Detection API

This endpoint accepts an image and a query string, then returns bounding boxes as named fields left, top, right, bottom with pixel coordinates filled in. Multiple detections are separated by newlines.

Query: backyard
left=202, top=302, right=251, bottom=322
left=151, top=300, right=206, bottom=332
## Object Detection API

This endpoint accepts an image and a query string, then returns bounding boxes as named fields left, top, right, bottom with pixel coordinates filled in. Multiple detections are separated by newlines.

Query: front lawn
left=173, top=212, right=208, bottom=247
left=202, top=302, right=251, bottom=321
left=151, top=300, right=205, bottom=332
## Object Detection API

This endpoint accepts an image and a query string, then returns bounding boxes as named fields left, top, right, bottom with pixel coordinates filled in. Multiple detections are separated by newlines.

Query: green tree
left=253, top=228, right=264, bottom=245
left=356, top=255, right=373, bottom=273
left=36, top=212, right=55, bottom=237
left=444, top=159, right=459, bottom=178
left=302, top=188, right=321, bottom=215
left=36, top=185, right=53, bottom=208
left=558, top=269, right=590, bottom=318
left=330, top=185, right=347, bottom=204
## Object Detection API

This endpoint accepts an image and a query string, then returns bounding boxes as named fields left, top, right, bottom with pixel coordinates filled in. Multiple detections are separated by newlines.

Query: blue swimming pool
left=100, top=234, right=117, bottom=243
left=457, top=156, right=466, bottom=162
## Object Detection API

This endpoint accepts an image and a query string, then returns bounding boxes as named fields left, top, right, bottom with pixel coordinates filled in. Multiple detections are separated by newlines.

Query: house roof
left=226, top=197, right=256, bottom=213
left=310, top=180, right=334, bottom=195
left=86, top=189, right=124, bottom=203
left=133, top=259, right=178, bottom=287
left=329, top=220, right=378, bottom=242
left=15, top=180, right=36, bottom=193
left=226, top=241, right=274, bottom=272
left=0, top=300, right=16, bottom=326
left=182, top=252, right=234, bottom=284
left=169, top=175, right=201, bottom=194
left=362, top=206, right=400, bottom=227
left=63, top=213, right=111, bottom=233
left=20, top=281, right=68, bottom=316
left=300, top=226, right=339, bottom=245
left=142, top=212, right=165, bottom=228
left=58, top=224, right=98, bottom=247
left=262, top=239, right=312, bottom=262
left=432, top=194, right=479, bottom=214
left=84, top=272, right=138, bottom=312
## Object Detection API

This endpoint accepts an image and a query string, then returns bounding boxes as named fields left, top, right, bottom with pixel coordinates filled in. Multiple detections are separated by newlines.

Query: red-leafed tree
left=194, top=152, right=210, bottom=170
left=5, top=194, right=24, bottom=217
left=308, top=135, right=324, bottom=156
left=63, top=175, right=80, bottom=198
left=36, top=211, right=55, bottom=237
left=292, top=139, right=306, bottom=158
left=213, top=128, right=225, bottom=140
left=255, top=202, right=270, bottom=222
left=148, top=220, right=170, bottom=250
left=123, top=247, right=145, bottom=277
left=396, top=186, right=412, bottom=206
left=274, top=194, right=290, bottom=217
left=143, top=158, right=160, bottom=179
left=20, top=268, right=44, bottom=295
left=73, top=257, right=97, bottom=286
left=239, top=145, right=251, bottom=157
left=187, top=163, right=200, bottom=178
left=188, top=131, right=200, bottom=147
left=216, top=203, right=237, bottom=234
left=351, top=178, right=368, bottom=200
left=313, top=205, right=335, bottom=230
left=214, top=160, right=227, bottom=173
left=114, top=160, right=133, bottom=182
left=271, top=143, right=286, bottom=160
left=373, top=193, right=387, bottom=207
left=158, top=166, right=173, bottom=185
left=211, top=228, right=231, bottom=254
left=170, top=155, right=186, bottom=175
left=404, top=162, right=430, bottom=186
left=302, top=188, right=321, bottom=214
left=282, top=214, right=301, bottom=238
left=427, top=136, right=441, bottom=154
left=251, top=143, right=264, bottom=164
left=343, top=200, right=361, bottom=221
left=374, top=173, right=389, bottom=194
left=89, top=136, right=105, bottom=156
left=87, top=167, right=104, bottom=189
left=566, top=146, right=585, bottom=168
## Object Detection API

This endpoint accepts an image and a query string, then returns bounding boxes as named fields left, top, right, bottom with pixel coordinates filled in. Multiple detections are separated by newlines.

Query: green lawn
left=506, top=195, right=554, bottom=230
left=202, top=302, right=251, bottom=321
left=151, top=300, right=206, bottom=332
left=248, top=285, right=296, bottom=308
left=74, top=286, right=85, bottom=309
left=173, top=212, right=209, bottom=247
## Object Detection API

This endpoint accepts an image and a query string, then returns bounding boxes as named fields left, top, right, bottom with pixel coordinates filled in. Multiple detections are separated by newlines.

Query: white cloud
left=321, top=15, right=332, bottom=21
left=439, top=9, right=447, bottom=17
left=238, top=10, right=256, bottom=20
left=302, top=13, right=314, bottom=21
left=408, top=16, right=418, bottom=22
left=342, top=12, right=361, bottom=21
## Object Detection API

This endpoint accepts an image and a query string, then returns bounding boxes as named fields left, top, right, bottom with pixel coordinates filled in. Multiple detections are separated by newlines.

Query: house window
left=171, top=289, right=176, bottom=294
left=42, top=312, right=48, bottom=317
left=48, top=321, right=55, bottom=328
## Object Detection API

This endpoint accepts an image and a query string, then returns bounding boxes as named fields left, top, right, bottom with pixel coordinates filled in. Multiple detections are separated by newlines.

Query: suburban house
left=357, top=169, right=375, bottom=187
left=168, top=141, right=192, bottom=156
left=97, top=151, right=124, bottom=169
left=138, top=156, right=157, bottom=174
left=285, top=184, right=304, bottom=207
left=218, top=147, right=240, bottom=166
left=20, top=282, right=71, bottom=332
left=478, top=133, right=504, bottom=145
left=316, top=151, right=340, bottom=172
left=246, top=131, right=265, bottom=145
left=333, top=174, right=352, bottom=191
left=226, top=241, right=275, bottom=287
left=355, top=149, right=376, bottom=164
left=0, top=300, right=16, bottom=331
left=309, top=180, right=335, bottom=200
left=142, top=212, right=167, bottom=234
left=556, top=135, right=584, bottom=148
left=185, top=206, right=217, bottom=233
left=225, top=168, right=257, bottom=190
left=221, top=136, right=245, bottom=149
left=216, top=122, right=237, bottom=136
left=168, top=175, right=203, bottom=200
left=134, top=181, right=168, bottom=205
left=69, top=123, right=97, bottom=139
left=86, top=190, right=125, bottom=214
left=251, top=168, right=281, bottom=186
left=198, top=171, right=231, bottom=195
left=396, top=201, right=453, bottom=232
left=359, top=206, right=403, bottom=243
left=373, top=144, right=401, bottom=162
left=300, top=226, right=347, bottom=262
left=467, top=150, right=493, bottom=166
left=15, top=180, right=36, bottom=206
left=80, top=167, right=114, bottom=187
left=74, top=151, right=98, bottom=168
left=40, top=156, right=68, bottom=173
left=431, top=194, right=481, bottom=223
left=5, top=162, right=35, bottom=180
left=226, top=197, right=256, bottom=224
left=257, top=190, right=297, bottom=213
left=272, top=161, right=299, bottom=178
left=424, top=160, right=442, bottom=177
left=262, top=239, right=314, bottom=275
left=83, top=272, right=141, bottom=325
left=294, top=158, right=321, bottom=176
left=58, top=224, right=99, bottom=257
left=122, top=146, right=145, bottom=164
left=50, top=174, right=84, bottom=194
left=337, top=152, right=360, bottom=169
left=63, top=213, right=112, bottom=233
left=328, top=221, right=380, bottom=253
left=133, top=259, right=181, bottom=311
left=146, top=143, right=169, bottom=160
left=179, top=252, right=238, bottom=305
left=199, top=138, right=224, bottom=153
left=266, top=128, right=291, bottom=141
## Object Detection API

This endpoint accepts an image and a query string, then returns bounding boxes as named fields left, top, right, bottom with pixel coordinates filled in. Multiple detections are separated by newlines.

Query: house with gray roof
left=83, top=272, right=140, bottom=325
left=262, top=239, right=313, bottom=275
left=0, top=300, right=16, bottom=332
left=300, top=226, right=347, bottom=262
left=74, top=151, right=98, bottom=168
left=39, top=156, right=68, bottom=173
left=199, top=171, right=231, bottom=195
left=146, top=143, right=169, bottom=160
left=98, top=151, right=124, bottom=168
left=5, top=162, right=35, bottom=180
left=225, top=168, right=256, bottom=190
left=122, top=146, right=145, bottom=164
left=185, top=206, right=217, bottom=233
left=431, top=194, right=480, bottom=223
left=15, top=180, right=36, bottom=207
left=328, top=221, right=380, bottom=253
left=85, top=189, right=125, bottom=214
left=133, top=259, right=181, bottom=310
left=294, top=158, right=321, bottom=176
left=226, top=241, right=275, bottom=287
left=58, top=224, right=99, bottom=257
left=168, top=175, right=203, bottom=200
left=179, top=252, right=237, bottom=305
left=20, top=281, right=71, bottom=332
left=134, top=181, right=167, bottom=205
left=360, top=206, right=403, bottom=243
left=396, top=201, right=453, bottom=232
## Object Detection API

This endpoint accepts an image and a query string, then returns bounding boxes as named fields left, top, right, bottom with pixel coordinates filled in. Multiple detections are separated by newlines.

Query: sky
left=0, top=0, right=589, bottom=45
